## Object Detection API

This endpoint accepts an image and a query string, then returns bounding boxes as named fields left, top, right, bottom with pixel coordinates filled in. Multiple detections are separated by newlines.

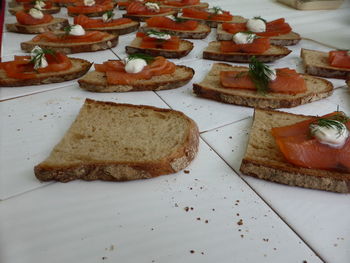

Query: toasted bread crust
left=123, top=10, right=177, bottom=22
left=0, top=58, right=92, bottom=87
left=193, top=63, right=333, bottom=109
left=139, top=24, right=211, bottom=39
left=84, top=21, right=140, bottom=35
left=240, top=109, right=350, bottom=193
left=6, top=18, right=69, bottom=34
left=21, top=34, right=118, bottom=54
left=78, top=65, right=194, bottom=92
left=34, top=99, right=199, bottom=182
left=125, top=37, right=193, bottom=58
left=301, top=48, right=350, bottom=79
left=178, top=15, right=247, bottom=28
left=203, top=41, right=291, bottom=63
left=216, top=24, right=301, bottom=46
left=8, top=6, right=61, bottom=15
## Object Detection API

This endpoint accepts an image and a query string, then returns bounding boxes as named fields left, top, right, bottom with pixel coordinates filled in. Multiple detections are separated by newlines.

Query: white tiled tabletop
left=1, top=0, right=350, bottom=263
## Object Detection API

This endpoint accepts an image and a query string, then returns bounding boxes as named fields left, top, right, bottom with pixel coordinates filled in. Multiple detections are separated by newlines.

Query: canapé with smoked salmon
left=67, top=0, right=115, bottom=17
left=240, top=109, right=350, bottom=193
left=193, top=58, right=334, bottom=109
left=78, top=54, right=194, bottom=92
left=8, top=0, right=61, bottom=15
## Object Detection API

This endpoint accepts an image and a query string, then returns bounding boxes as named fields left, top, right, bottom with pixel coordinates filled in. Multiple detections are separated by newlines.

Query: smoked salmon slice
left=126, top=1, right=171, bottom=15
left=271, top=112, right=350, bottom=172
left=220, top=37, right=270, bottom=54
left=94, top=56, right=176, bottom=85
left=74, top=15, right=133, bottom=28
left=146, top=16, right=198, bottom=31
left=220, top=68, right=306, bottom=95
left=163, top=0, right=200, bottom=7
left=329, top=50, right=350, bottom=69
left=182, top=7, right=233, bottom=21
left=222, top=18, right=292, bottom=37
left=67, top=0, right=114, bottom=14
left=32, top=31, right=110, bottom=43
left=16, top=11, right=53, bottom=25
left=136, top=32, right=180, bottom=50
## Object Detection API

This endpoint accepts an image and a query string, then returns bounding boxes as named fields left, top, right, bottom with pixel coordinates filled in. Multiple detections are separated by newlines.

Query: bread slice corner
left=240, top=109, right=350, bottom=193
left=301, top=48, right=350, bottom=79
left=193, top=63, right=333, bottom=109
left=34, top=99, right=199, bottom=182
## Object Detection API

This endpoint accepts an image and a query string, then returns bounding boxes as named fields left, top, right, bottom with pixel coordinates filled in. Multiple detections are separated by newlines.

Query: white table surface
left=1, top=1, right=350, bottom=263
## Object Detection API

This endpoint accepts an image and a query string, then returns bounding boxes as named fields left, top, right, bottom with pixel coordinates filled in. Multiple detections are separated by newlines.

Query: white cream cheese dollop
left=31, top=46, right=48, bottom=69
left=265, top=68, right=277, bottom=81
left=246, top=18, right=266, bottom=33
left=34, top=0, right=46, bottom=10
left=69, top=25, right=86, bottom=36
left=232, top=32, right=256, bottom=44
left=102, top=12, right=113, bottom=22
left=84, top=0, right=95, bottom=6
left=310, top=121, right=349, bottom=148
left=29, top=8, right=44, bottom=19
left=147, top=32, right=171, bottom=40
left=125, top=59, right=147, bottom=74
left=208, top=8, right=223, bottom=14
left=145, top=2, right=160, bottom=12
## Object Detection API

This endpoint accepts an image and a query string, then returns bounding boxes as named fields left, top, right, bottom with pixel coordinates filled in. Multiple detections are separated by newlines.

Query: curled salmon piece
left=182, top=7, right=233, bottom=21
left=146, top=16, right=198, bottom=31
left=136, top=32, right=180, bottom=50
left=220, top=37, right=270, bottom=54
left=95, top=56, right=176, bottom=85
left=126, top=1, right=172, bottom=15
left=163, top=0, right=199, bottom=7
left=329, top=50, right=350, bottom=69
left=74, top=15, right=133, bottom=28
left=271, top=112, right=350, bottom=172
left=32, top=31, right=110, bottom=43
left=16, top=11, right=53, bottom=25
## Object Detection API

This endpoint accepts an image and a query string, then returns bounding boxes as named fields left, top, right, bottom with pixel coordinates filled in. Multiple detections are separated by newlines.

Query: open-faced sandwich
left=6, top=8, right=69, bottom=34
left=34, top=98, right=199, bottom=182
left=8, top=0, right=61, bottom=15
left=0, top=46, right=92, bottom=87
left=21, top=24, right=118, bottom=54
left=123, top=1, right=177, bottom=22
left=73, top=11, right=139, bottom=35
left=67, top=0, right=115, bottom=17
left=125, top=30, right=193, bottom=58
left=203, top=32, right=291, bottom=63
left=78, top=54, right=194, bottom=92
left=241, top=109, right=350, bottom=193
left=139, top=15, right=211, bottom=39
left=217, top=17, right=301, bottom=46
left=193, top=58, right=333, bottom=109
left=178, top=6, right=246, bottom=28
left=301, top=48, right=350, bottom=79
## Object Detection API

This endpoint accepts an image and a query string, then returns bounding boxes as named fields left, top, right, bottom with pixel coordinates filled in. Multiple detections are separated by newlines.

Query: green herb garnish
left=146, top=29, right=172, bottom=37
left=63, top=25, right=73, bottom=35
left=248, top=57, right=274, bottom=94
left=310, top=113, right=349, bottom=138
left=103, top=10, right=114, bottom=21
left=127, top=53, right=155, bottom=64
left=169, top=15, right=187, bottom=23
left=210, top=6, right=224, bottom=14
left=253, top=16, right=267, bottom=23
left=30, top=47, right=56, bottom=70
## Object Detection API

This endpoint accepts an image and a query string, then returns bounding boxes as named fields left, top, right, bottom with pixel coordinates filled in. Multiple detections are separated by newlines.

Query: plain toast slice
left=203, top=41, right=291, bottom=63
left=78, top=65, right=194, bottom=92
left=193, top=63, right=333, bottom=109
left=240, top=109, right=350, bottom=193
left=216, top=24, right=301, bottom=46
left=301, top=48, right=350, bottom=79
left=34, top=99, right=199, bottom=182
left=125, top=37, right=193, bottom=58
left=6, top=18, right=69, bottom=34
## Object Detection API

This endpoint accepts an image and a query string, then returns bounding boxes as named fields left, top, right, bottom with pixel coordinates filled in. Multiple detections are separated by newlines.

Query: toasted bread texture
left=193, top=63, right=333, bottom=109
left=6, top=18, right=69, bottom=34
left=21, top=33, right=118, bottom=54
left=203, top=41, right=291, bottom=63
left=216, top=24, right=301, bottom=46
left=123, top=10, right=177, bottom=22
left=34, top=99, right=199, bottom=182
left=78, top=65, right=194, bottom=92
left=139, top=24, right=211, bottom=39
left=178, top=15, right=247, bottom=28
left=240, top=109, right=350, bottom=193
left=301, top=48, right=350, bottom=79
left=83, top=21, right=140, bottom=35
left=8, top=5, right=61, bottom=15
left=125, top=37, right=193, bottom=58
left=0, top=58, right=92, bottom=87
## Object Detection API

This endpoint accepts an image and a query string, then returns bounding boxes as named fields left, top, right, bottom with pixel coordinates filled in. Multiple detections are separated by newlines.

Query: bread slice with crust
left=240, top=109, right=350, bottom=193
left=178, top=15, right=247, bottom=28
left=125, top=37, right=193, bottom=58
left=8, top=5, right=61, bottom=15
left=78, top=65, right=194, bottom=92
left=139, top=24, right=211, bottom=39
left=0, top=58, right=92, bottom=87
left=203, top=41, right=291, bottom=63
left=193, top=63, right=333, bottom=109
left=301, top=48, right=350, bottom=79
left=82, top=21, right=140, bottom=36
left=216, top=24, right=301, bottom=46
left=34, top=99, right=199, bottom=182
left=123, top=10, right=177, bottom=22
left=21, top=32, right=118, bottom=54
left=6, top=18, right=69, bottom=34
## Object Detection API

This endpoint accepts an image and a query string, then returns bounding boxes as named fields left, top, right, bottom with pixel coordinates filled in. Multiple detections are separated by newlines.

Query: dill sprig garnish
left=30, top=47, right=56, bottom=69
left=127, top=53, right=155, bottom=64
left=310, top=112, right=349, bottom=138
left=63, top=25, right=73, bottom=35
left=248, top=57, right=274, bottom=94
left=146, top=29, right=172, bottom=37
left=171, top=15, right=187, bottom=23
left=210, top=6, right=224, bottom=14
left=253, top=16, right=267, bottom=23
left=103, top=10, right=114, bottom=21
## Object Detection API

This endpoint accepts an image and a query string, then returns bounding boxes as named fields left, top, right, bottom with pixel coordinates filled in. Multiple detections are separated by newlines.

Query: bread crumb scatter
left=237, top=219, right=243, bottom=225
left=240, top=234, right=244, bottom=238
left=190, top=250, right=195, bottom=254
left=184, top=207, right=189, bottom=212
left=205, top=220, right=208, bottom=223
left=184, top=170, right=190, bottom=174
left=102, top=256, right=107, bottom=260
left=197, top=217, right=201, bottom=220
left=263, top=238, right=269, bottom=242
